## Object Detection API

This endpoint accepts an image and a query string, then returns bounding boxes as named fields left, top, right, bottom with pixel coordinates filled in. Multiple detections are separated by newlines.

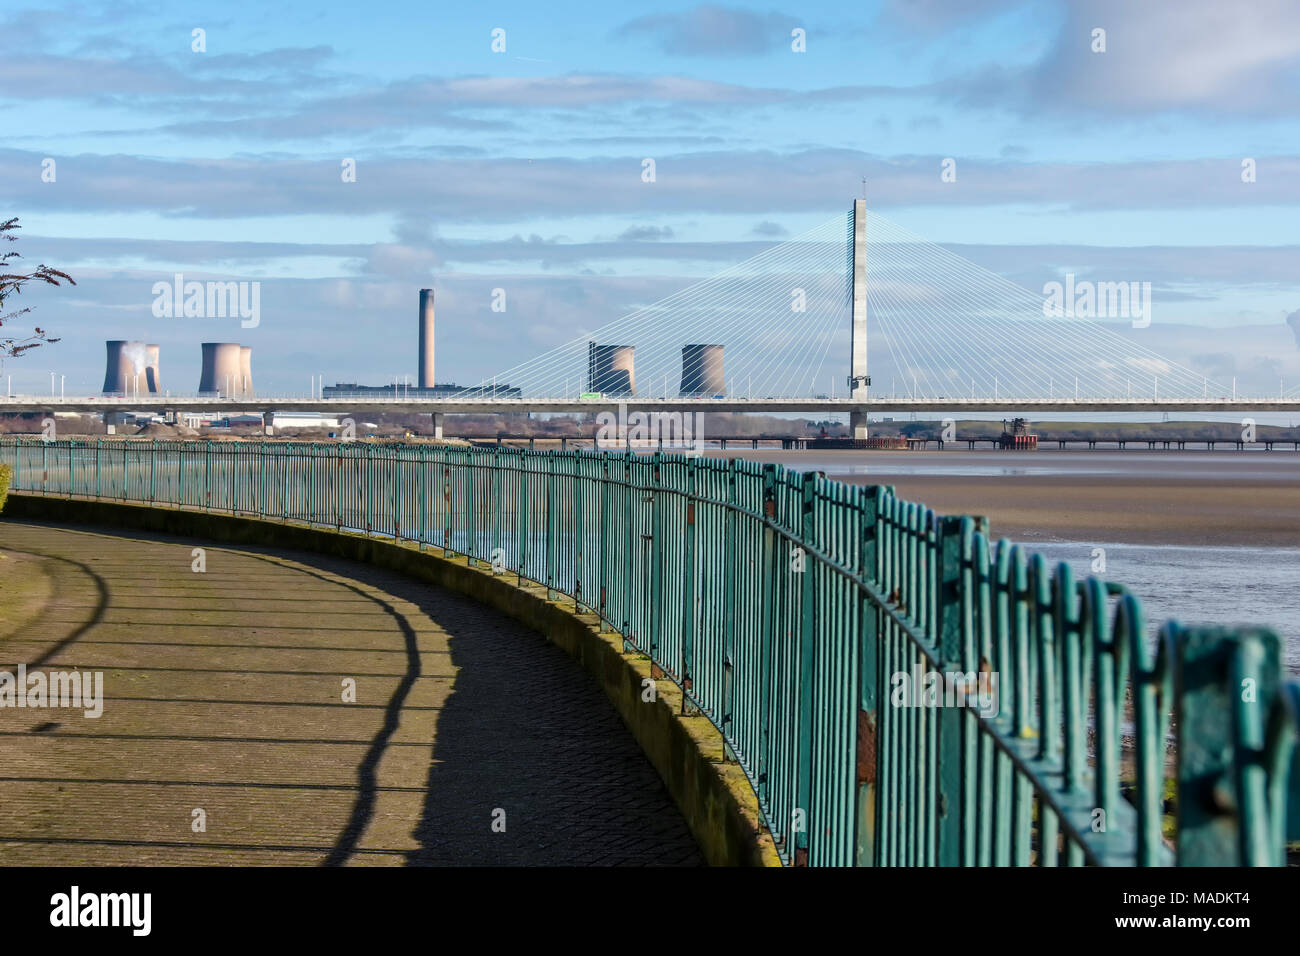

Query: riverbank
left=704, top=450, right=1300, bottom=548
left=848, top=474, right=1300, bottom=547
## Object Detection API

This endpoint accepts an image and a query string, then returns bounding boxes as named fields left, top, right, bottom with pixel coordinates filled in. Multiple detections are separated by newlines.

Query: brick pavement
left=0, top=520, right=702, bottom=866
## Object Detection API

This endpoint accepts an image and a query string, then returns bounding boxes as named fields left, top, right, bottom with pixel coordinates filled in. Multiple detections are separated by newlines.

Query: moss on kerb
left=4, top=493, right=780, bottom=867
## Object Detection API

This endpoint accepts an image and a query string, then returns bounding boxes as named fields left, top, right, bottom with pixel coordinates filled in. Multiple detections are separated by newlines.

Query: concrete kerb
left=4, top=492, right=781, bottom=868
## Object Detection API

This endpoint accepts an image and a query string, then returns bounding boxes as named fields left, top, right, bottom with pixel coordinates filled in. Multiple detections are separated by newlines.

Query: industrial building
left=680, top=344, right=725, bottom=396
left=419, top=288, right=435, bottom=388
left=587, top=343, right=636, bottom=396
left=145, top=344, right=161, bottom=393
left=322, top=290, right=519, bottom=399
left=102, top=340, right=156, bottom=395
left=198, top=342, right=253, bottom=397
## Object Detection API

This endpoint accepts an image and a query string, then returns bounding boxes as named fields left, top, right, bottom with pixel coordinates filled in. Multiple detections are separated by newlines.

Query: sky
left=3, top=0, right=1300, bottom=397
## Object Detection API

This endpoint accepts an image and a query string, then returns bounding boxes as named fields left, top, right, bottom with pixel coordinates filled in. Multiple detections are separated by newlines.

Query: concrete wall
left=3, top=492, right=780, bottom=867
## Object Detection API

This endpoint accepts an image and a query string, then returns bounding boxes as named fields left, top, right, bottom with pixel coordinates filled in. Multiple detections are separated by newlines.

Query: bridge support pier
left=261, top=412, right=274, bottom=436
left=432, top=412, right=444, bottom=441
left=103, top=410, right=128, bottom=435
left=850, top=408, right=869, bottom=441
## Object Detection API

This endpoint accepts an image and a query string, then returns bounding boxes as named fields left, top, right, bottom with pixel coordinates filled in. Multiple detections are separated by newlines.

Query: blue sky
left=4, top=0, right=1300, bottom=395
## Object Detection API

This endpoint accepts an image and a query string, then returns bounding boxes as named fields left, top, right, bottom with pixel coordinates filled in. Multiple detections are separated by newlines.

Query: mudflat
left=843, top=474, right=1300, bottom=547
left=703, top=450, right=1300, bottom=548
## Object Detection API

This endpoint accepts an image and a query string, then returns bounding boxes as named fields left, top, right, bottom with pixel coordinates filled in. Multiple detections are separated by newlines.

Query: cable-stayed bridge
left=6, top=201, right=1300, bottom=426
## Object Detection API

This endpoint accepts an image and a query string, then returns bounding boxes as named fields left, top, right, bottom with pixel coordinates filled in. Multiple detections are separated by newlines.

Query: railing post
left=793, top=475, right=818, bottom=865
left=466, top=450, right=478, bottom=567
left=95, top=438, right=102, bottom=499
left=442, top=449, right=452, bottom=552
left=621, top=454, right=634, bottom=650
left=680, top=457, right=697, bottom=714
left=149, top=439, right=156, bottom=504
left=234, top=441, right=243, bottom=513
left=338, top=442, right=348, bottom=530
left=598, top=457, right=611, bottom=631
left=310, top=443, right=318, bottom=524
left=68, top=439, right=75, bottom=498
left=364, top=443, right=373, bottom=533
left=570, top=454, right=581, bottom=608
left=720, top=459, right=738, bottom=758
left=283, top=442, right=291, bottom=523
left=1174, top=626, right=1284, bottom=865
left=418, top=444, right=426, bottom=549
left=492, top=446, right=502, bottom=571
left=855, top=485, right=883, bottom=865
left=934, top=515, right=972, bottom=865
left=205, top=440, right=211, bottom=512
left=517, top=453, right=528, bottom=583
left=649, top=453, right=664, bottom=663
left=546, top=450, right=558, bottom=600
left=757, top=464, right=778, bottom=836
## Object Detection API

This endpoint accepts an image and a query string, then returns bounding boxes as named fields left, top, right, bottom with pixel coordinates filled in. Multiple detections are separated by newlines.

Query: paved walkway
left=0, top=520, right=701, bottom=865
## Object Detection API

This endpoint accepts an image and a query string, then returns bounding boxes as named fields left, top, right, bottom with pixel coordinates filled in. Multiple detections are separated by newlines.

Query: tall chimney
left=418, top=288, right=435, bottom=388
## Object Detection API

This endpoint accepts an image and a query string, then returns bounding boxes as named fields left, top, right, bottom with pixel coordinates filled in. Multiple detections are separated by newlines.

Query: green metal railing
left=3, top=437, right=1297, bottom=866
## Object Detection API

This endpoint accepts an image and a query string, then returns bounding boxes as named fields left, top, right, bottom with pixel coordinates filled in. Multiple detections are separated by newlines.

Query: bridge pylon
left=849, top=198, right=869, bottom=439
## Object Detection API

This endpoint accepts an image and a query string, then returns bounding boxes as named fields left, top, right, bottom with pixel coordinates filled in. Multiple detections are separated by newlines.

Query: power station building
left=419, top=289, right=435, bottom=388
left=103, top=340, right=156, bottom=395
left=145, top=345, right=161, bottom=393
left=322, top=288, right=519, bottom=399
left=680, top=344, right=724, bottom=396
left=587, top=343, right=636, bottom=396
left=198, top=342, right=254, bottom=397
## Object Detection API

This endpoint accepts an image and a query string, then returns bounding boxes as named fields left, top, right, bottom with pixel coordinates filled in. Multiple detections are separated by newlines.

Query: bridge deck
left=0, top=521, right=700, bottom=865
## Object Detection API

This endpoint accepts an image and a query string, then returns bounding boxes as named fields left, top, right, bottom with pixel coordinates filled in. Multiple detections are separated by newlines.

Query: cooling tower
left=418, top=289, right=435, bottom=388
left=102, top=340, right=148, bottom=395
left=145, top=345, right=161, bottom=394
left=199, top=343, right=244, bottom=397
left=587, top=342, right=636, bottom=396
left=239, top=346, right=253, bottom=397
left=680, top=344, right=724, bottom=396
